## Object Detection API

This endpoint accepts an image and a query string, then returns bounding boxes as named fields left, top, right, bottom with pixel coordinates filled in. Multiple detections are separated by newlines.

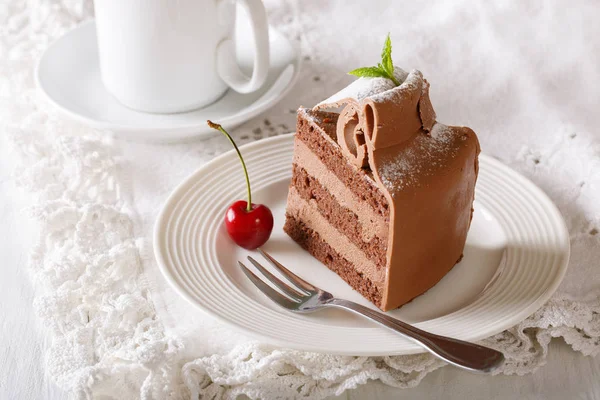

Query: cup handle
left=216, top=0, right=270, bottom=93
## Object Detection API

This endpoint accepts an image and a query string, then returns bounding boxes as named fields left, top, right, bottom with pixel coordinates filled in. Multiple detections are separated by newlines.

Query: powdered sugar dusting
left=315, top=67, right=409, bottom=108
left=370, top=69, right=422, bottom=104
left=378, top=123, right=463, bottom=192
left=429, top=123, right=460, bottom=145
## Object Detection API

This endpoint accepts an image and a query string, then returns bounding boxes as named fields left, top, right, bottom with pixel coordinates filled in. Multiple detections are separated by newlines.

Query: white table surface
left=1, top=145, right=599, bottom=400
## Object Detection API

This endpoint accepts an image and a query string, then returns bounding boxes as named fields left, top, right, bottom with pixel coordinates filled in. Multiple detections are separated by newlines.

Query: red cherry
left=225, top=200, right=274, bottom=249
left=208, top=120, right=275, bottom=250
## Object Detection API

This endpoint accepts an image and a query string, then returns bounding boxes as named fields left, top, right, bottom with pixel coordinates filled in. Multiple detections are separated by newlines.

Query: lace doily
left=1, top=0, right=599, bottom=399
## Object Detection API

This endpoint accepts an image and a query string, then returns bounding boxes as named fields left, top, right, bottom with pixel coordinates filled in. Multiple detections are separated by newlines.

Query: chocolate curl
left=314, top=69, right=436, bottom=170
left=312, top=97, right=371, bottom=169
left=363, top=71, right=436, bottom=149
left=336, top=102, right=369, bottom=168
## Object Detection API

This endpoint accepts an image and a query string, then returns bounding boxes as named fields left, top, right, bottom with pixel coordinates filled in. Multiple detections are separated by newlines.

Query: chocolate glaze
left=314, top=69, right=480, bottom=311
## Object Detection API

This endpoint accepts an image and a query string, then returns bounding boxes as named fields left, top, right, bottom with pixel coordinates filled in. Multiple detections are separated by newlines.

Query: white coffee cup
left=93, top=0, right=270, bottom=114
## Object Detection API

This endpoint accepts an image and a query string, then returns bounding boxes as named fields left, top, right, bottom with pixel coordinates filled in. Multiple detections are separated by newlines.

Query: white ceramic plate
left=154, top=134, right=570, bottom=355
left=36, top=20, right=300, bottom=143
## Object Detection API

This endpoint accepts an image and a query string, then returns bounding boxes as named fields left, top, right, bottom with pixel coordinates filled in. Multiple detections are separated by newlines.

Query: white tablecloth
left=1, top=0, right=600, bottom=399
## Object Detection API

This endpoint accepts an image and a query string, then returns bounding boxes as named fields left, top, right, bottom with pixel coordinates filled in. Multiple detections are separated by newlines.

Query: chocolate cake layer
left=286, top=187, right=384, bottom=286
left=291, top=163, right=387, bottom=267
left=284, top=215, right=382, bottom=308
left=292, top=138, right=388, bottom=242
left=287, top=108, right=391, bottom=304
left=296, top=109, right=390, bottom=220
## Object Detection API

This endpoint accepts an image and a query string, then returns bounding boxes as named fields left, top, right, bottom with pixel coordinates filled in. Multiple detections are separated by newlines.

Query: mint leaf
left=348, top=34, right=401, bottom=86
left=381, top=34, right=394, bottom=76
left=348, top=66, right=388, bottom=79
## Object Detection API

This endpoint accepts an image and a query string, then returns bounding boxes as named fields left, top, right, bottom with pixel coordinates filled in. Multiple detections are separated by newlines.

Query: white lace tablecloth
left=1, top=0, right=599, bottom=399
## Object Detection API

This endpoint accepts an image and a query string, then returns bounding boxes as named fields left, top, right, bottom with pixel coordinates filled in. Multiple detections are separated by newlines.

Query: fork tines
left=238, top=248, right=316, bottom=309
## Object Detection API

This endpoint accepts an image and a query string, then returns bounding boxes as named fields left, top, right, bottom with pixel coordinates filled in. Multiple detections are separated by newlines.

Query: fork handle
left=329, top=298, right=504, bottom=373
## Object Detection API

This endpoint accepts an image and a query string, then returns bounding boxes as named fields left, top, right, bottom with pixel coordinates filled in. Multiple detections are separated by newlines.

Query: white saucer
left=153, top=134, right=570, bottom=356
left=36, top=20, right=300, bottom=142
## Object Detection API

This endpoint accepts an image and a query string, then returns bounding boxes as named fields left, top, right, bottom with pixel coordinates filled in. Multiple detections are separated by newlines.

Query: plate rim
left=35, top=20, right=302, bottom=141
left=153, top=134, right=571, bottom=355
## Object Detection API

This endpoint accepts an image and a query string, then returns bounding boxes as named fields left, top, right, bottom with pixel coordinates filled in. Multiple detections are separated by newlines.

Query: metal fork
left=239, top=248, right=505, bottom=373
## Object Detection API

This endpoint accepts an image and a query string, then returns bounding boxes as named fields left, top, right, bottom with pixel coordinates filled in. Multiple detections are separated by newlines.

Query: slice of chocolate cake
left=284, top=69, right=480, bottom=311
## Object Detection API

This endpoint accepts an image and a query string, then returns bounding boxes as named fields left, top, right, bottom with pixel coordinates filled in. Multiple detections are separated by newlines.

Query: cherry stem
left=207, top=120, right=252, bottom=212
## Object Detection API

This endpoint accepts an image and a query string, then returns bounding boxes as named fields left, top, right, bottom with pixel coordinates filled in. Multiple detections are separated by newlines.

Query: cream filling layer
left=293, top=139, right=388, bottom=242
left=287, top=187, right=385, bottom=286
